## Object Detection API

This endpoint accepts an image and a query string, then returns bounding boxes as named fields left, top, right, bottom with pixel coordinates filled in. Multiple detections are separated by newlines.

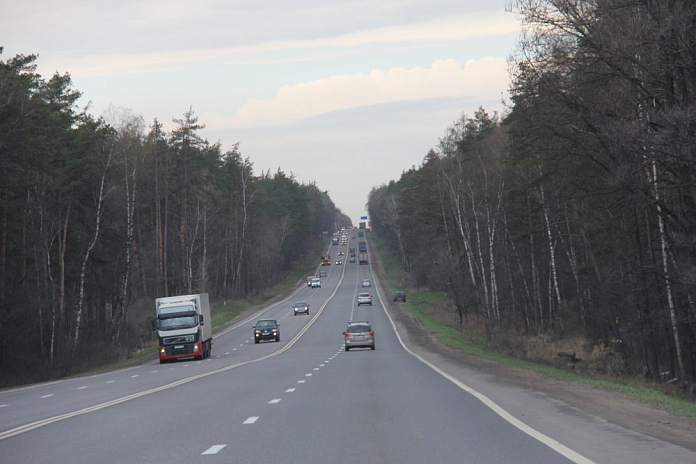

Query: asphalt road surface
left=2, top=236, right=695, bottom=463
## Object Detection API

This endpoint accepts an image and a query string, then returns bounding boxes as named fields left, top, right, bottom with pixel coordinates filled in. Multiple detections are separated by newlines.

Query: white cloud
left=34, top=12, right=518, bottom=78
left=213, top=57, right=508, bottom=128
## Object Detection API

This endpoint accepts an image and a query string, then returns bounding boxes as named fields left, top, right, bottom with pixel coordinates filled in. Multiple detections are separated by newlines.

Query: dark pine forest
left=0, top=49, right=349, bottom=386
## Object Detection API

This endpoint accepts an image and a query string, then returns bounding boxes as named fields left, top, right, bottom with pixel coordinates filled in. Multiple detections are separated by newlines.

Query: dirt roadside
left=369, top=246, right=696, bottom=453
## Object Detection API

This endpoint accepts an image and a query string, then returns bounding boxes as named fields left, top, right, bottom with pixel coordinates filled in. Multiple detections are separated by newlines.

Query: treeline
left=0, top=50, right=349, bottom=385
left=369, top=1, right=696, bottom=386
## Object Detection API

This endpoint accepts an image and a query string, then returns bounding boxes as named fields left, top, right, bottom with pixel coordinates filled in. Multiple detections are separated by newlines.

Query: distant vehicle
left=343, top=321, right=375, bottom=351
left=358, top=241, right=367, bottom=253
left=293, top=301, right=310, bottom=316
left=393, top=291, right=407, bottom=302
left=319, top=270, right=327, bottom=277
left=349, top=246, right=355, bottom=254
left=359, top=252, right=368, bottom=265
left=352, top=236, right=356, bottom=239
left=357, top=292, right=372, bottom=306
left=349, top=256, right=356, bottom=263
left=335, top=260, right=343, bottom=265
left=332, top=237, right=339, bottom=245
left=358, top=231, right=364, bottom=237
left=361, top=279, right=371, bottom=287
left=311, top=278, right=321, bottom=288
left=359, top=222, right=366, bottom=229
left=321, top=254, right=331, bottom=265
left=254, top=319, right=280, bottom=343
left=338, top=251, right=344, bottom=256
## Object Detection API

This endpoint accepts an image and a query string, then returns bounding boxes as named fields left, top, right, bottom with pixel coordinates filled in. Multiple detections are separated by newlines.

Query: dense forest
left=369, top=0, right=696, bottom=387
left=0, top=49, right=350, bottom=386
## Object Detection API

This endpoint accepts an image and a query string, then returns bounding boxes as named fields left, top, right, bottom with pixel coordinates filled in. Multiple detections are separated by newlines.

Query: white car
left=361, top=279, right=371, bottom=287
left=357, top=293, right=372, bottom=306
left=311, top=278, right=321, bottom=288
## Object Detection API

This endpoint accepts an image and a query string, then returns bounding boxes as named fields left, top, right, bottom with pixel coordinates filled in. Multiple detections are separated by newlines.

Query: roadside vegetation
left=371, top=234, right=696, bottom=419
left=368, top=1, right=696, bottom=397
left=0, top=48, right=352, bottom=388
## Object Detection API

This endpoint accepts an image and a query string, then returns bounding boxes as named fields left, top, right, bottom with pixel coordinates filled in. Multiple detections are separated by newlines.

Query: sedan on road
left=293, top=301, right=310, bottom=316
left=361, top=279, right=371, bottom=287
left=357, top=292, right=373, bottom=306
left=253, top=319, right=280, bottom=343
left=335, top=260, right=343, bottom=265
left=343, top=321, right=375, bottom=351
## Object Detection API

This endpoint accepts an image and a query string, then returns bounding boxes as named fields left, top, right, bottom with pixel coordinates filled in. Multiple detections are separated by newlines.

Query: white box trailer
left=153, top=293, right=212, bottom=363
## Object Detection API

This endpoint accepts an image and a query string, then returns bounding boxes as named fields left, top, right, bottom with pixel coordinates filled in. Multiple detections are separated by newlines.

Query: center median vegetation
left=369, top=234, right=696, bottom=420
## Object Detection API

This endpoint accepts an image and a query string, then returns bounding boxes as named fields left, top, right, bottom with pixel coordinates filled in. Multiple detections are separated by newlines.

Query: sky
left=1, top=0, right=521, bottom=224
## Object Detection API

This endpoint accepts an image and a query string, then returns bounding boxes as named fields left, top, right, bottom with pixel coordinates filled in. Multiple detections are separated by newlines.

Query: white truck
left=152, top=293, right=212, bottom=363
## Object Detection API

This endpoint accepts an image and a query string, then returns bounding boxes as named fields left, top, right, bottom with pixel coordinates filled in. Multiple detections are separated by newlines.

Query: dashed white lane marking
left=0, top=404, right=8, bottom=408
left=131, top=375, right=139, bottom=378
left=298, top=380, right=305, bottom=384
left=233, top=348, right=237, bottom=351
left=239, top=344, right=244, bottom=347
left=202, top=445, right=227, bottom=455
left=285, top=388, right=296, bottom=393
left=225, top=352, right=230, bottom=355
left=243, top=416, right=259, bottom=425
left=106, top=380, right=115, bottom=384
left=320, top=364, right=325, bottom=366
left=313, top=368, right=320, bottom=371
left=77, top=386, right=88, bottom=390
left=269, top=399, right=281, bottom=404
left=151, top=371, right=158, bottom=373
left=305, top=373, right=312, bottom=377
left=40, top=394, right=53, bottom=399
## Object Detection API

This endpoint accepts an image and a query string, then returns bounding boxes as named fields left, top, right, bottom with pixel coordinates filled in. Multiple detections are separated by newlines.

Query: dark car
left=253, top=319, right=280, bottom=343
left=293, top=301, right=310, bottom=316
left=343, top=321, right=375, bottom=351
left=393, top=291, right=407, bottom=302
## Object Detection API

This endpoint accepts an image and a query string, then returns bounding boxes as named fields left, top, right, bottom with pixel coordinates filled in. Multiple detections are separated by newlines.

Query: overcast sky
left=1, top=0, right=520, bottom=224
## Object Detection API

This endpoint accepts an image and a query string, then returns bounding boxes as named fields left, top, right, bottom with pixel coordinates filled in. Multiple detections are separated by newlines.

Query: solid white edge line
left=369, top=246, right=596, bottom=464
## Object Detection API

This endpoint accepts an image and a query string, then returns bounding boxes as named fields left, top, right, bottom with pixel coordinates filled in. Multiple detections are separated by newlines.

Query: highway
left=1, top=232, right=696, bottom=463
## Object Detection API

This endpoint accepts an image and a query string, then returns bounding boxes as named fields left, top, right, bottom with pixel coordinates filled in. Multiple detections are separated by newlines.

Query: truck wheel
left=345, top=347, right=350, bottom=352
left=255, top=339, right=259, bottom=344
left=159, top=359, right=167, bottom=364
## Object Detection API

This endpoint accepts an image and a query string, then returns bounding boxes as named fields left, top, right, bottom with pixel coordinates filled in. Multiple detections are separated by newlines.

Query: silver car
left=357, top=292, right=372, bottom=306
left=361, top=279, right=371, bottom=287
left=343, top=321, right=375, bottom=351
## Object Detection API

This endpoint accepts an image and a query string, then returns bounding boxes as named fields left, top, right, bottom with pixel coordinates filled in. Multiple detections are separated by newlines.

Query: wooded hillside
left=0, top=50, right=350, bottom=386
left=368, top=0, right=696, bottom=387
